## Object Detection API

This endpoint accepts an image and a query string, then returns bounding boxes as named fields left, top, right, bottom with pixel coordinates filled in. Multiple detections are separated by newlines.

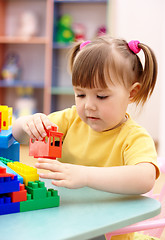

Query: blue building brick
left=0, top=196, right=20, bottom=215
left=0, top=140, right=20, bottom=161
left=0, top=127, right=15, bottom=149
left=0, top=175, right=20, bottom=194
left=0, top=161, right=23, bottom=184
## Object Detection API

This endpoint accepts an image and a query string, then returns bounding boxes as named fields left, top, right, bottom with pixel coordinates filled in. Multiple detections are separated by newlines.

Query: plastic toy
left=55, top=14, right=75, bottom=43
left=7, top=162, right=39, bottom=186
left=20, top=181, right=60, bottom=212
left=0, top=140, right=20, bottom=161
left=0, top=105, right=20, bottom=160
left=0, top=167, right=20, bottom=194
left=0, top=166, right=59, bottom=215
left=0, top=157, right=14, bottom=165
left=1, top=53, right=22, bottom=82
left=96, top=25, right=106, bottom=37
left=0, top=196, right=20, bottom=215
left=0, top=167, right=60, bottom=215
left=0, top=160, right=23, bottom=184
left=9, top=183, right=27, bottom=203
left=0, top=105, right=60, bottom=215
left=0, top=105, right=12, bottom=131
left=0, top=127, right=15, bottom=149
left=0, top=112, right=1, bottom=132
left=29, top=126, right=63, bottom=159
left=72, top=23, right=86, bottom=41
left=17, top=11, right=39, bottom=37
left=26, top=181, right=47, bottom=200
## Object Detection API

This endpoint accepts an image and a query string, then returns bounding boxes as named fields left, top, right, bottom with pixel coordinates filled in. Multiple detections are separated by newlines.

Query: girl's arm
left=12, top=115, right=32, bottom=144
left=35, top=159, right=156, bottom=195
left=12, top=113, right=56, bottom=144
left=86, top=163, right=156, bottom=194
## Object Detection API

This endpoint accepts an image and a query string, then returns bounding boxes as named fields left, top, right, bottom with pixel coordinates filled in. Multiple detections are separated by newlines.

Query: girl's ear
left=129, top=82, right=141, bottom=103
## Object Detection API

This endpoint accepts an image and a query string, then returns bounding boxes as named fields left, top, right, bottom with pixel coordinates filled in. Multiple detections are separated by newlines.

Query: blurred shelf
left=54, top=0, right=107, bottom=3
left=51, top=86, right=74, bottom=95
left=0, top=80, right=44, bottom=88
left=0, top=36, right=48, bottom=44
left=52, top=0, right=107, bottom=110
left=53, top=42, right=72, bottom=49
left=0, top=0, right=53, bottom=113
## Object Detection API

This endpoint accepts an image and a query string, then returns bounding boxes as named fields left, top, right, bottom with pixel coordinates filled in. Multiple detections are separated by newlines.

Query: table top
left=0, top=180, right=161, bottom=240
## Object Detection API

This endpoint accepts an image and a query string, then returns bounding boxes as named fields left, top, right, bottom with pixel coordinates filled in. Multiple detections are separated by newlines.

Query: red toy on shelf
left=29, top=126, right=63, bottom=159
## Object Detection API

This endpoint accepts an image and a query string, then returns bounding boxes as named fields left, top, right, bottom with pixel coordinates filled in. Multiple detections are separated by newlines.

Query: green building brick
left=26, top=181, right=47, bottom=200
left=0, top=157, right=14, bottom=165
left=20, top=181, right=60, bottom=212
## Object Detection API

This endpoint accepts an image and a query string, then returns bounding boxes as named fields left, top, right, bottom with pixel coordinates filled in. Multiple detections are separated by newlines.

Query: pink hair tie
left=80, top=40, right=91, bottom=50
left=128, top=40, right=141, bottom=54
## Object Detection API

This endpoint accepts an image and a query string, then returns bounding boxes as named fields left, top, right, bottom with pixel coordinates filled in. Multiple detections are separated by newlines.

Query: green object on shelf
left=56, top=15, right=75, bottom=43
left=20, top=181, right=60, bottom=212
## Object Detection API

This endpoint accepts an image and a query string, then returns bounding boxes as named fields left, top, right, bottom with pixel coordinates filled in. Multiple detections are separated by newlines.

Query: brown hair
left=69, top=35, right=158, bottom=105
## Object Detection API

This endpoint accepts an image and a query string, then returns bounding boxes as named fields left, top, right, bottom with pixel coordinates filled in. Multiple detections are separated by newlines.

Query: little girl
left=12, top=35, right=160, bottom=240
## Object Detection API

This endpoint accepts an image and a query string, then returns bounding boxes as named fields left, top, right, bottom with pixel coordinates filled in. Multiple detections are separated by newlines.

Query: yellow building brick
left=7, top=162, right=39, bottom=185
left=0, top=105, right=12, bottom=130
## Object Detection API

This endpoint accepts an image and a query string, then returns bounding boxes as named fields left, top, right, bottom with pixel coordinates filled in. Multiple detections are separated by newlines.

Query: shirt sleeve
left=123, top=128, right=160, bottom=179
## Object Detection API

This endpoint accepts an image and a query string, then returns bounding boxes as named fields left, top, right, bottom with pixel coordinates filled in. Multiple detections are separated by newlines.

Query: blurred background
left=0, top=0, right=164, bottom=158
left=108, top=0, right=165, bottom=159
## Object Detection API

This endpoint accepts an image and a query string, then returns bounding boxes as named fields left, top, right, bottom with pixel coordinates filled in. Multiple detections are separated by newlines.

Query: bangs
left=71, top=38, right=135, bottom=89
left=72, top=46, right=110, bottom=89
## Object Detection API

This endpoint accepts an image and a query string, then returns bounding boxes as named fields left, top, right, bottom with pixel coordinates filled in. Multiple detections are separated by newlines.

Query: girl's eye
left=76, top=94, right=86, bottom=98
left=97, top=95, right=108, bottom=99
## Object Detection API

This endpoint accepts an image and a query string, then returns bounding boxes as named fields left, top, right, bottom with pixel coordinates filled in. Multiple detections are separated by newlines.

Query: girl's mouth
left=87, top=116, right=100, bottom=120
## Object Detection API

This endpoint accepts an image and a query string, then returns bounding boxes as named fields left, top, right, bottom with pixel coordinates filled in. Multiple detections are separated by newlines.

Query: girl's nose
left=85, top=98, right=97, bottom=111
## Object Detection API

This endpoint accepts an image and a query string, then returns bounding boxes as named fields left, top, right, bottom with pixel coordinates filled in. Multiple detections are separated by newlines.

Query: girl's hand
left=35, top=158, right=88, bottom=189
left=23, top=113, right=56, bottom=140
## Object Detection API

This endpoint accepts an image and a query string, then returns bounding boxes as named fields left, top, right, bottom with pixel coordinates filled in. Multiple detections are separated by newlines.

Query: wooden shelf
left=53, top=42, right=71, bottom=49
left=0, top=0, right=108, bottom=112
left=0, top=0, right=54, bottom=114
left=0, top=36, right=48, bottom=44
left=0, top=80, right=44, bottom=88
left=54, top=0, right=107, bottom=3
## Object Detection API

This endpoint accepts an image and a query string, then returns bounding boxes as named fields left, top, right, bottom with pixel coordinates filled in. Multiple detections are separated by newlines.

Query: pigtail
left=136, top=43, right=158, bottom=105
left=69, top=41, right=83, bottom=73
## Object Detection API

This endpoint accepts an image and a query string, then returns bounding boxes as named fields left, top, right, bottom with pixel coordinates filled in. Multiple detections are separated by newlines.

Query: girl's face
left=74, top=83, right=131, bottom=132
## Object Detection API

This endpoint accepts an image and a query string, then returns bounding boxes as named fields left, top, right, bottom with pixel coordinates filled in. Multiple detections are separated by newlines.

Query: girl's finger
left=27, top=122, right=43, bottom=140
left=51, top=180, right=68, bottom=187
left=39, top=172, right=64, bottom=180
left=40, top=114, right=57, bottom=130
left=35, top=162, right=62, bottom=172
left=33, top=115, right=47, bottom=138
left=23, top=122, right=37, bottom=139
left=38, top=158, right=61, bottom=165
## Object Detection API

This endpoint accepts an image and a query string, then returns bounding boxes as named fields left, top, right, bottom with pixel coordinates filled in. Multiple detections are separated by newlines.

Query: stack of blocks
left=0, top=105, right=60, bottom=215
left=0, top=166, right=59, bottom=214
left=0, top=105, right=20, bottom=161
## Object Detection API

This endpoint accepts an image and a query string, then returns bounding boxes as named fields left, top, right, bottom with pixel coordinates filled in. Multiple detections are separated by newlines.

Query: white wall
left=157, top=1, right=165, bottom=157
left=108, top=0, right=164, bottom=156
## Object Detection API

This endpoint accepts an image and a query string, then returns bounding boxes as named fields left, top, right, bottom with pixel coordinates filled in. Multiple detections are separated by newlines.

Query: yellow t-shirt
left=48, top=105, right=159, bottom=177
left=48, top=105, right=160, bottom=240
